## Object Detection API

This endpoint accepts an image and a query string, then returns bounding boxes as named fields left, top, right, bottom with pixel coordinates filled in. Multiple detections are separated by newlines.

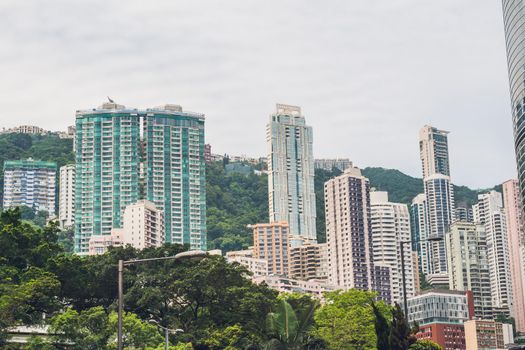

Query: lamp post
left=399, top=236, right=443, bottom=320
left=117, top=250, right=207, bottom=350
left=148, top=320, right=183, bottom=350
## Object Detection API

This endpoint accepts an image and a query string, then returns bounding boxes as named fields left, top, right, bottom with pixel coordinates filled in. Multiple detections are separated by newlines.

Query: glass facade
left=267, top=104, right=316, bottom=242
left=502, top=0, right=525, bottom=208
left=74, top=103, right=206, bottom=254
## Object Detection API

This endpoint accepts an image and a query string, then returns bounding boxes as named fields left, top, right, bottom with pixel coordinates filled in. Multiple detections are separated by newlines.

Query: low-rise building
left=407, top=290, right=473, bottom=350
left=289, top=243, right=327, bottom=281
left=464, top=320, right=514, bottom=350
left=88, top=230, right=123, bottom=255
left=417, top=323, right=466, bottom=350
left=253, top=275, right=335, bottom=300
left=226, top=249, right=268, bottom=277
left=407, top=290, right=472, bottom=326
left=314, top=158, right=352, bottom=172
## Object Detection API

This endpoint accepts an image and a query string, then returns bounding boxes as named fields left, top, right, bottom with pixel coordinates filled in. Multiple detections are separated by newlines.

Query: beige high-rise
left=252, top=222, right=289, bottom=276
left=502, top=179, right=525, bottom=332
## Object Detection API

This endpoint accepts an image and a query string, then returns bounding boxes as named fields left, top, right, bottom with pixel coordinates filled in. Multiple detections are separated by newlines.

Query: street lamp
left=399, top=236, right=443, bottom=319
left=148, top=319, right=184, bottom=350
left=117, top=250, right=207, bottom=350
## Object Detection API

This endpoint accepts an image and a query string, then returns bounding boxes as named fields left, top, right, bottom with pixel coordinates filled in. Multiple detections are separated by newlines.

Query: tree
left=123, top=254, right=277, bottom=343
left=201, top=324, right=256, bottom=350
left=389, top=303, right=416, bottom=350
left=372, top=301, right=390, bottom=350
left=408, top=340, right=443, bottom=350
left=50, top=307, right=163, bottom=350
left=313, top=290, right=391, bottom=350
left=265, top=297, right=318, bottom=349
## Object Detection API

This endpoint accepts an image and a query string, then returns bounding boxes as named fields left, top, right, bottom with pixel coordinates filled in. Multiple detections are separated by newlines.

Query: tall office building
left=267, top=104, right=316, bottom=243
left=325, top=166, right=374, bottom=291
left=370, top=191, right=415, bottom=304
left=445, top=222, right=493, bottom=319
left=74, top=101, right=206, bottom=254
left=502, top=179, right=525, bottom=332
left=473, top=191, right=513, bottom=315
left=411, top=193, right=430, bottom=274
left=252, top=222, right=290, bottom=276
left=419, top=126, right=455, bottom=283
left=3, top=159, right=56, bottom=214
left=502, top=1, right=525, bottom=209
left=59, top=164, right=75, bottom=228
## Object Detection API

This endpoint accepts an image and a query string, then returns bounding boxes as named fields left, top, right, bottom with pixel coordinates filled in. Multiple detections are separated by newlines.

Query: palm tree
left=264, top=298, right=319, bottom=350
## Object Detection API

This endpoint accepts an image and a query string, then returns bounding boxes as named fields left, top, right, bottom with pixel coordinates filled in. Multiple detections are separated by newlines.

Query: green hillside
left=362, top=167, right=485, bottom=206
left=0, top=132, right=74, bottom=170
left=0, top=133, right=495, bottom=252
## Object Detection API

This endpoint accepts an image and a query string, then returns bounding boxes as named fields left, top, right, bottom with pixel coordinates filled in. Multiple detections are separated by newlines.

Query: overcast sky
left=0, top=0, right=514, bottom=188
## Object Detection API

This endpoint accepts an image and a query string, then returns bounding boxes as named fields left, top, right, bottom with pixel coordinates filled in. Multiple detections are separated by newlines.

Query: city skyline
left=0, top=1, right=514, bottom=189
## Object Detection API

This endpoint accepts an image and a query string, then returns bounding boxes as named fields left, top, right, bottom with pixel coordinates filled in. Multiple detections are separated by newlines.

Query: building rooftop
left=4, top=159, right=57, bottom=170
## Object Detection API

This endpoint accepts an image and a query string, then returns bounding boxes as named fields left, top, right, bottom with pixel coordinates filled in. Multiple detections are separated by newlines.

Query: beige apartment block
left=464, top=320, right=513, bottom=350
left=289, top=243, right=327, bottom=281
left=252, top=222, right=289, bottom=276
left=225, top=249, right=268, bottom=277
left=121, top=200, right=164, bottom=249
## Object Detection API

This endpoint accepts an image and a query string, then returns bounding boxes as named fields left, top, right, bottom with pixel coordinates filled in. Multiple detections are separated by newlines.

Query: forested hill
left=0, top=133, right=493, bottom=252
left=361, top=167, right=483, bottom=207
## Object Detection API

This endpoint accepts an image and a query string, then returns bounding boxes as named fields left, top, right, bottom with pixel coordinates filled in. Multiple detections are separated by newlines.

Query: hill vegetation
left=2, top=207, right=432, bottom=349
left=0, top=133, right=496, bottom=252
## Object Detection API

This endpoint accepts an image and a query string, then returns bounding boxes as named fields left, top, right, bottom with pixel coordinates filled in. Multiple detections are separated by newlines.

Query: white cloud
left=0, top=0, right=514, bottom=188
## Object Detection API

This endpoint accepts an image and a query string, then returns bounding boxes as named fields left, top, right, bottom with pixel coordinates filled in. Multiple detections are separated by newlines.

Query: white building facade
left=474, top=191, right=513, bottom=316
left=419, top=126, right=455, bottom=284
left=370, top=191, right=415, bottom=304
left=445, top=222, right=493, bottom=319
left=225, top=249, right=268, bottom=277
left=3, top=159, right=56, bottom=214
left=59, top=164, right=75, bottom=228
left=120, top=200, right=164, bottom=249
left=267, top=104, right=316, bottom=243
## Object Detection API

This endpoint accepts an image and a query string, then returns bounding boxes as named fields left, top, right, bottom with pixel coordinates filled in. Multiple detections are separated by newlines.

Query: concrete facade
left=252, top=222, right=289, bottom=276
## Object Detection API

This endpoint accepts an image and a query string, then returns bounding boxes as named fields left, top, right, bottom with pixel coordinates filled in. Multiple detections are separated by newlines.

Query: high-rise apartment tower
left=419, top=126, right=455, bottom=282
left=267, top=104, right=316, bottom=244
left=3, top=159, right=56, bottom=214
left=74, top=101, right=206, bottom=254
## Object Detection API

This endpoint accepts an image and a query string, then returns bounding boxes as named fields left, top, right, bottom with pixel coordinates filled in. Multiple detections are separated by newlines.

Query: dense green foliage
left=206, top=162, right=268, bottom=251
left=0, top=208, right=423, bottom=349
left=0, top=133, right=74, bottom=174
left=0, top=133, right=497, bottom=251
left=362, top=167, right=488, bottom=206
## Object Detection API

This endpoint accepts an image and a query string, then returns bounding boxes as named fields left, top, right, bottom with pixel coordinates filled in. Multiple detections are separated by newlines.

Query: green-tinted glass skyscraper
left=143, top=104, right=206, bottom=249
left=75, top=102, right=206, bottom=254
